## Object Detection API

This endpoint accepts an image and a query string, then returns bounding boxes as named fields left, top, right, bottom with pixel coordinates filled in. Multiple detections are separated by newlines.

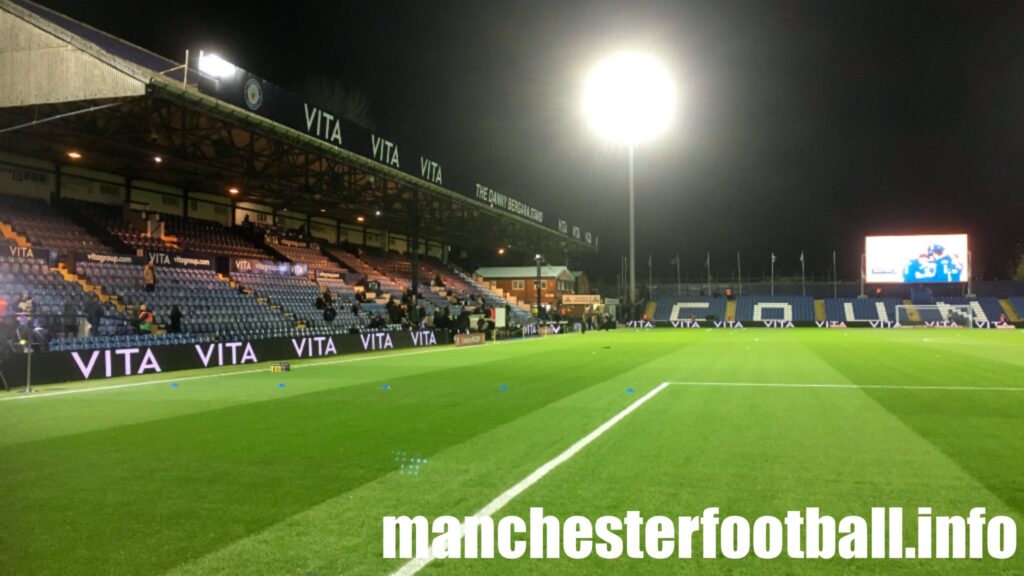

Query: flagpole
left=737, top=252, right=742, bottom=297
left=706, top=252, right=711, bottom=296
left=832, top=250, right=837, bottom=299
left=801, top=250, right=806, bottom=297
left=771, top=252, right=775, bottom=296
left=676, top=253, right=681, bottom=296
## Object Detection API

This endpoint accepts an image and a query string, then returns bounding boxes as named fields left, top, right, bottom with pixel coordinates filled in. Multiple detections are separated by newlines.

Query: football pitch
left=1, top=329, right=1022, bottom=575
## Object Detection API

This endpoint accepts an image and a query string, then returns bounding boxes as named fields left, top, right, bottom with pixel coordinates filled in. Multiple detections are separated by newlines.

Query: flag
left=799, top=251, right=804, bottom=263
left=771, top=252, right=777, bottom=263
left=706, top=252, right=711, bottom=267
left=670, top=255, right=679, bottom=265
left=648, top=255, right=652, bottom=267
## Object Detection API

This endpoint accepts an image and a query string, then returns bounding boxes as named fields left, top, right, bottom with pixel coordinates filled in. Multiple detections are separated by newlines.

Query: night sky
left=36, top=0, right=1024, bottom=283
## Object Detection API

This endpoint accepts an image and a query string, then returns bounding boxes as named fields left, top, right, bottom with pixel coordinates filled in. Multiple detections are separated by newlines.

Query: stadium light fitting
left=498, top=247, right=506, bottom=255
left=357, top=216, right=366, bottom=223
left=198, top=51, right=236, bottom=79
left=320, top=208, right=326, bottom=213
left=228, top=186, right=240, bottom=195
left=582, top=52, right=676, bottom=145
left=375, top=210, right=382, bottom=216
left=66, top=151, right=82, bottom=160
left=153, top=156, right=163, bottom=164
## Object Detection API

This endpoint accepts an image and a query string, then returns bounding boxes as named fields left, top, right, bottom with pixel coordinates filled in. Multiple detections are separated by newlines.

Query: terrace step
left=998, top=299, right=1020, bottom=323
left=901, top=299, right=921, bottom=322
left=0, top=220, right=31, bottom=247
left=814, top=299, right=827, bottom=322
left=56, top=262, right=127, bottom=313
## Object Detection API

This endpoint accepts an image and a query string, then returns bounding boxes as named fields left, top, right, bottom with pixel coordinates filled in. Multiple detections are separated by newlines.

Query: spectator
left=62, top=299, right=78, bottom=337
left=143, top=261, right=156, bottom=292
left=168, top=305, right=183, bottom=334
left=86, top=296, right=103, bottom=336
left=16, top=292, right=33, bottom=316
left=323, top=303, right=337, bottom=323
left=137, top=304, right=155, bottom=334
left=433, top=273, right=444, bottom=287
left=0, top=294, right=7, bottom=317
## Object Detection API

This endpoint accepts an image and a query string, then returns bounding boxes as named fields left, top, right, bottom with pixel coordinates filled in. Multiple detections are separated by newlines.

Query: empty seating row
left=0, top=195, right=107, bottom=253
left=735, top=296, right=815, bottom=322
left=653, top=296, right=727, bottom=322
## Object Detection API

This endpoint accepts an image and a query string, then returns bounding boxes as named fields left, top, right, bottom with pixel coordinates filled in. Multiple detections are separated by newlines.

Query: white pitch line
left=666, top=381, right=1024, bottom=392
left=391, top=381, right=671, bottom=576
left=0, top=336, right=547, bottom=403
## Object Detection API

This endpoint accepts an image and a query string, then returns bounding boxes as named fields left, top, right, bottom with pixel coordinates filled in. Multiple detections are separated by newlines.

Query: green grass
left=0, top=329, right=1022, bottom=575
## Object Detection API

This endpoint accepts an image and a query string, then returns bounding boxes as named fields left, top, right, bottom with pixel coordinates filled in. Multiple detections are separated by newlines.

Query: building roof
left=0, top=0, right=599, bottom=256
left=475, top=266, right=572, bottom=280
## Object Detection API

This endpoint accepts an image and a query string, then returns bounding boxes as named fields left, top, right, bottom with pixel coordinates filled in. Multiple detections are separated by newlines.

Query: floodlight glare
left=583, top=52, right=676, bottom=145
left=198, top=51, right=237, bottom=79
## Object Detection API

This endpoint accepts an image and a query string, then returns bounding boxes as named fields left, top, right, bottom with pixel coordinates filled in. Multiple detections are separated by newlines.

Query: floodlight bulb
left=583, top=52, right=676, bottom=145
left=198, top=51, right=237, bottom=79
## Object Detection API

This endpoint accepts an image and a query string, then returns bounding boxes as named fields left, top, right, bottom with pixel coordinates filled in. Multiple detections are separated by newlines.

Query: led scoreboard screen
left=865, top=234, right=968, bottom=284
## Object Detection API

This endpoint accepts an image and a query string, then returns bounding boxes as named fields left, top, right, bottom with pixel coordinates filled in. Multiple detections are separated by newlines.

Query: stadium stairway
left=725, top=299, right=736, bottom=321
left=814, top=300, right=826, bottom=322
left=56, top=262, right=127, bottom=313
left=901, top=299, right=921, bottom=323
left=0, top=220, right=31, bottom=248
left=998, top=299, right=1020, bottom=322
left=644, top=300, right=657, bottom=320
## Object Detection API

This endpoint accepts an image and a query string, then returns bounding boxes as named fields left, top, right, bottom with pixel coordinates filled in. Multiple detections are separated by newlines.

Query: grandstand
left=0, top=0, right=600, bottom=377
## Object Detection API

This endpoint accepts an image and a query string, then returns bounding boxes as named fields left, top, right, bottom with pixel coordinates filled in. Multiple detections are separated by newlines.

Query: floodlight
left=198, top=51, right=237, bottom=79
left=583, top=52, right=676, bottom=145
left=67, top=151, right=82, bottom=160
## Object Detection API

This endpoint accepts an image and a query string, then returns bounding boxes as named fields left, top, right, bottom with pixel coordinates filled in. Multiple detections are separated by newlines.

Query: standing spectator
left=168, top=305, right=183, bottom=334
left=143, top=261, right=156, bottom=292
left=62, top=299, right=78, bottom=337
left=86, top=296, right=104, bottom=336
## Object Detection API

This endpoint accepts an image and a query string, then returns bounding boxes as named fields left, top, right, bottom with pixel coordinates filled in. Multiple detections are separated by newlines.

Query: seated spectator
left=137, top=304, right=155, bottom=334
left=16, top=292, right=33, bottom=317
left=323, top=304, right=337, bottom=323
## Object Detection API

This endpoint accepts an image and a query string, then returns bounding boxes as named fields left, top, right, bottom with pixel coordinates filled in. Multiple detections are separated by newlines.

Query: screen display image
left=865, top=234, right=968, bottom=283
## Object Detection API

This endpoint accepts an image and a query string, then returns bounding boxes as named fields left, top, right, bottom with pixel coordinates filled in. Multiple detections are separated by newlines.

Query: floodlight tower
left=583, top=52, right=676, bottom=317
